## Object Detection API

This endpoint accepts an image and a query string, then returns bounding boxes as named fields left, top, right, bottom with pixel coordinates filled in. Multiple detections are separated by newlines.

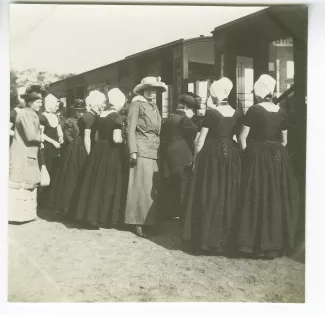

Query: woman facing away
left=38, top=94, right=64, bottom=206
left=125, top=76, right=167, bottom=238
left=47, top=99, right=86, bottom=215
left=48, top=91, right=104, bottom=218
left=9, top=85, right=44, bottom=223
left=74, top=88, right=127, bottom=228
left=182, top=77, right=242, bottom=255
left=236, top=74, right=300, bottom=258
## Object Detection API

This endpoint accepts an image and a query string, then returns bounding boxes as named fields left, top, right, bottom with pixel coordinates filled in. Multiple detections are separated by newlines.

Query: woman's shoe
left=135, top=225, right=148, bottom=238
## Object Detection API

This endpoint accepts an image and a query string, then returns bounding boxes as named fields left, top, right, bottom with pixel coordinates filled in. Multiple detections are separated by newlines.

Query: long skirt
left=161, top=167, right=191, bottom=221
left=48, top=136, right=88, bottom=214
left=236, top=140, right=300, bottom=257
left=74, top=140, right=126, bottom=226
left=183, top=138, right=241, bottom=252
left=38, top=142, right=61, bottom=205
left=8, top=186, right=37, bottom=223
left=125, top=157, right=160, bottom=226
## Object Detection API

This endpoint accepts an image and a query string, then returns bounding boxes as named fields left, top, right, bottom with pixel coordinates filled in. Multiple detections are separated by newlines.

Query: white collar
left=100, top=109, right=117, bottom=117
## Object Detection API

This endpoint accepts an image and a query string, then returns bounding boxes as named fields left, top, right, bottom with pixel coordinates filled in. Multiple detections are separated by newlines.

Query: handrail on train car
left=273, top=84, right=295, bottom=104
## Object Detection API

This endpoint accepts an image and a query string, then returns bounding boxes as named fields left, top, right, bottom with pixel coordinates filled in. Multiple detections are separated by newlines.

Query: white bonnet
left=254, top=74, right=276, bottom=99
left=85, top=90, right=106, bottom=109
left=44, top=94, right=59, bottom=111
left=107, top=88, right=126, bottom=110
left=210, top=77, right=233, bottom=102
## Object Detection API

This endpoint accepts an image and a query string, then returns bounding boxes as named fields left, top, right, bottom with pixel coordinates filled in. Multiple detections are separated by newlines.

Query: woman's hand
left=59, top=137, right=64, bottom=144
left=130, top=153, right=137, bottom=167
left=52, top=140, right=61, bottom=149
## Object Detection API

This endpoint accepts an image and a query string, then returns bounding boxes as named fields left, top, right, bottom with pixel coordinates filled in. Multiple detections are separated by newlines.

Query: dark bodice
left=78, top=111, right=98, bottom=143
left=39, top=113, right=59, bottom=142
left=243, top=104, right=288, bottom=141
left=97, top=112, right=123, bottom=143
left=203, top=108, right=242, bottom=140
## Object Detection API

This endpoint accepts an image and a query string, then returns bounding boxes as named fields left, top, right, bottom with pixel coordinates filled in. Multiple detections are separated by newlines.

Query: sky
left=10, top=4, right=266, bottom=75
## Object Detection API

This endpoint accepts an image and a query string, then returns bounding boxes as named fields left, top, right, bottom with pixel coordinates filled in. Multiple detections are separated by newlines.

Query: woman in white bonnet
left=73, top=88, right=127, bottom=228
left=48, top=90, right=104, bottom=218
left=125, top=76, right=167, bottom=238
left=38, top=93, right=63, bottom=206
left=236, top=74, right=299, bottom=258
left=183, top=77, right=242, bottom=255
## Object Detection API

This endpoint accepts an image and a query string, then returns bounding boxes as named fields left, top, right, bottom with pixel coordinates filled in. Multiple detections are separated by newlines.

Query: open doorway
left=236, top=56, right=254, bottom=114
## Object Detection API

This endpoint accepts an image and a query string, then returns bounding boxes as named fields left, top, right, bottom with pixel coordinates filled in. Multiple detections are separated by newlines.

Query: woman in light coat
left=125, top=76, right=167, bottom=237
left=9, top=85, right=44, bottom=223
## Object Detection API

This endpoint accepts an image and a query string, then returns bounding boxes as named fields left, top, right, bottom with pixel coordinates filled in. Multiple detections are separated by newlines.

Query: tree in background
left=10, top=70, right=18, bottom=110
left=10, top=68, right=75, bottom=110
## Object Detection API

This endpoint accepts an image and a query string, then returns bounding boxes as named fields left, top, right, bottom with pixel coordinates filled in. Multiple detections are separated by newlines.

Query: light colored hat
left=254, top=74, right=276, bottom=99
left=207, top=96, right=214, bottom=108
left=44, top=93, right=59, bottom=111
left=133, top=76, right=167, bottom=95
left=85, top=90, right=106, bottom=109
left=107, top=88, right=126, bottom=110
left=209, top=77, right=233, bottom=102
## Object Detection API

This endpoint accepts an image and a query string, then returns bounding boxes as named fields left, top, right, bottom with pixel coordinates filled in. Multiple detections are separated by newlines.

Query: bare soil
left=8, top=208, right=305, bottom=303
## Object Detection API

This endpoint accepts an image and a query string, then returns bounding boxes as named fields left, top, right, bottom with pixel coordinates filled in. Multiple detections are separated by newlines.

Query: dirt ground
left=8, top=208, right=305, bottom=303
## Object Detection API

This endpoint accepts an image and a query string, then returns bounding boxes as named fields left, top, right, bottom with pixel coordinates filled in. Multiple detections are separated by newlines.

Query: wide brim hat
left=133, top=76, right=167, bottom=95
left=22, top=85, right=44, bottom=102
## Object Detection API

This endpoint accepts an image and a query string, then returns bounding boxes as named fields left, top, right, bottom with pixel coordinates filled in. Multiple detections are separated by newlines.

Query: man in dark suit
left=160, top=93, right=200, bottom=222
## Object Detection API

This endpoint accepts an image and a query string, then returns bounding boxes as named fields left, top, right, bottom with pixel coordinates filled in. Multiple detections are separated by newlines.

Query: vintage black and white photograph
left=6, top=1, right=307, bottom=303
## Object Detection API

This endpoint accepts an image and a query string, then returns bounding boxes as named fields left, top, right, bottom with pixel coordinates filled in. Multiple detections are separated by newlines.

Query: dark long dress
left=47, top=112, right=97, bottom=214
left=183, top=107, right=242, bottom=253
left=236, top=103, right=299, bottom=258
left=38, top=113, right=61, bottom=205
left=74, top=112, right=126, bottom=226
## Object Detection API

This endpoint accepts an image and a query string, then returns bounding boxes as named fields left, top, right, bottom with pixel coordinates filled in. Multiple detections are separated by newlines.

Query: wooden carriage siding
left=49, top=5, right=307, bottom=119
left=48, top=5, right=307, bottom=242
left=48, top=36, right=216, bottom=119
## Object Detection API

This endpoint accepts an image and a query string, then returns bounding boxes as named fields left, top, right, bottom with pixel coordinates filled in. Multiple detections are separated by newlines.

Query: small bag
left=39, top=147, right=50, bottom=187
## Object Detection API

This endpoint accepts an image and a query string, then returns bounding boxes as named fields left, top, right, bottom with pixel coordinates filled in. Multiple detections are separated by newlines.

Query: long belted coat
left=9, top=107, right=42, bottom=189
left=124, top=97, right=162, bottom=225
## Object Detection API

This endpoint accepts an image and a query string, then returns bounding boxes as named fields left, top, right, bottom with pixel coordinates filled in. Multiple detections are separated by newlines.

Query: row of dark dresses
left=46, top=103, right=300, bottom=258
left=48, top=110, right=127, bottom=227
left=182, top=104, right=299, bottom=258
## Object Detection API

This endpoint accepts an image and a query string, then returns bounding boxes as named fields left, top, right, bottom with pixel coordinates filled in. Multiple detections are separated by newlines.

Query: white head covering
left=85, top=90, right=106, bottom=110
left=254, top=74, right=276, bottom=99
left=133, top=76, right=167, bottom=95
left=107, top=88, right=126, bottom=111
left=209, top=77, right=233, bottom=102
left=206, top=96, right=214, bottom=108
left=44, top=94, right=59, bottom=112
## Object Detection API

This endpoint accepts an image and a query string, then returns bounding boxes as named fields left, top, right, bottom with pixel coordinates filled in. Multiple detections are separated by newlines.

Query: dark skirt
left=43, top=142, right=61, bottom=177
left=48, top=136, right=88, bottom=213
left=236, top=140, right=300, bottom=258
left=183, top=138, right=241, bottom=252
left=74, top=140, right=127, bottom=226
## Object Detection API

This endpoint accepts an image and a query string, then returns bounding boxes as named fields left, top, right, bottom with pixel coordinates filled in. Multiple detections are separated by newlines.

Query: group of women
left=9, top=73, right=300, bottom=259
